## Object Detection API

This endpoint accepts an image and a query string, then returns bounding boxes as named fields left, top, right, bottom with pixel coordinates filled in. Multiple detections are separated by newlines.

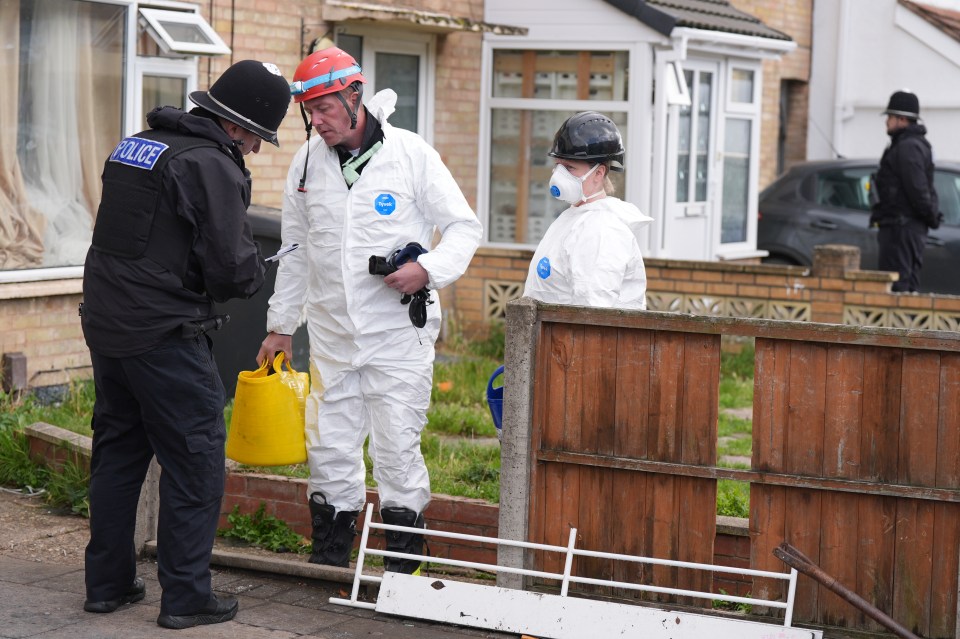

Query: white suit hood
left=523, top=197, right=652, bottom=309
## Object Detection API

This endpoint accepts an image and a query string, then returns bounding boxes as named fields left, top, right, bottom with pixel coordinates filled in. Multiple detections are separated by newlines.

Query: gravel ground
left=0, top=488, right=89, bottom=565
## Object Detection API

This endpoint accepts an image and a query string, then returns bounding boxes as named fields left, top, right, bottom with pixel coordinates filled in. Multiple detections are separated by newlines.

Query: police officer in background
left=871, top=90, right=941, bottom=293
left=80, top=61, right=290, bottom=629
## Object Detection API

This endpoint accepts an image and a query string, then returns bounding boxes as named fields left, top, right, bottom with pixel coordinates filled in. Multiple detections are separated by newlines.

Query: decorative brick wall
left=458, top=244, right=960, bottom=336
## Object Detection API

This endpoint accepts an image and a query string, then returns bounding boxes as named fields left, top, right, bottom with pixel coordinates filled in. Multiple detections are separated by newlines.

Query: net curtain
left=1, top=0, right=122, bottom=270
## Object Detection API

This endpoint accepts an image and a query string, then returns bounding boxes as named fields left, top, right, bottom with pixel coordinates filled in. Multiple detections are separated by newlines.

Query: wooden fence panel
left=511, top=303, right=960, bottom=636
left=529, top=323, right=718, bottom=602
left=855, top=495, right=897, bottom=632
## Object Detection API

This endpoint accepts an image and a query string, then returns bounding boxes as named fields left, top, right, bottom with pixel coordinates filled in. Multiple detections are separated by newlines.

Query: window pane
left=934, top=171, right=960, bottom=227
left=731, top=68, right=754, bottom=104
left=721, top=118, right=751, bottom=243
left=815, top=168, right=872, bottom=211
left=4, top=0, right=124, bottom=270
left=492, top=50, right=628, bottom=101
left=155, top=21, right=213, bottom=45
left=676, top=70, right=693, bottom=203
left=695, top=72, right=712, bottom=202
left=142, top=75, right=186, bottom=130
left=376, top=52, right=418, bottom=132
left=338, top=34, right=362, bottom=66
left=489, top=108, right=627, bottom=244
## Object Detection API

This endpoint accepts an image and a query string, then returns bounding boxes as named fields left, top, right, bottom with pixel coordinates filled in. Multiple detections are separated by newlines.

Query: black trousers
left=878, top=217, right=928, bottom=292
left=85, top=334, right=226, bottom=616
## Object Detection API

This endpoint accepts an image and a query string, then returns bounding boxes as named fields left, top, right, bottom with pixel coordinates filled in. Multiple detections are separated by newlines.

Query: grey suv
left=757, top=159, right=960, bottom=295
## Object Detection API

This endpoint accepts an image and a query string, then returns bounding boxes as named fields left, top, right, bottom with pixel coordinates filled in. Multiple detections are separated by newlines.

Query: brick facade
left=196, top=0, right=485, bottom=213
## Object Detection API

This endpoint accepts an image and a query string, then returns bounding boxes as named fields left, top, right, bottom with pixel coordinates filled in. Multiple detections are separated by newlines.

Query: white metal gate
left=330, top=504, right=822, bottom=639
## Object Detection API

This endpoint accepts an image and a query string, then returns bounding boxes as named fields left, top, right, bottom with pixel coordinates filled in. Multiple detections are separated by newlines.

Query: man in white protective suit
left=523, top=111, right=652, bottom=309
left=257, top=47, right=482, bottom=574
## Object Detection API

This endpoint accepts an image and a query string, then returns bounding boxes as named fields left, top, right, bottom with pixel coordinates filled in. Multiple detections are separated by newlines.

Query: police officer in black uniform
left=80, top=60, right=290, bottom=629
left=871, top=90, right=941, bottom=293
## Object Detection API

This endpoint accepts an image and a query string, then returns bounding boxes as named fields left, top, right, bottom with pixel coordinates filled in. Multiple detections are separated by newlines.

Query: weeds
left=218, top=503, right=310, bottom=554
left=712, top=588, right=753, bottom=613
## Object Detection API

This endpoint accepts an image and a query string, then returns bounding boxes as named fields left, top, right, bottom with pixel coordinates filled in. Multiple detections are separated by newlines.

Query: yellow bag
left=226, top=352, right=308, bottom=466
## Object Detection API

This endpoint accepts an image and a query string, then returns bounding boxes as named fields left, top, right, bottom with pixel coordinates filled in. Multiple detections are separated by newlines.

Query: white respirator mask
left=549, top=163, right=604, bottom=205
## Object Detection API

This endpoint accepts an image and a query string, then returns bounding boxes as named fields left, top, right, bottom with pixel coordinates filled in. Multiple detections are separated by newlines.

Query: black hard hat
left=548, top=111, right=625, bottom=171
left=882, top=90, right=920, bottom=120
left=189, top=60, right=291, bottom=147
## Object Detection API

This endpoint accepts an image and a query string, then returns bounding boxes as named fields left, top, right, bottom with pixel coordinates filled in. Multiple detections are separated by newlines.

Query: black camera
left=368, top=242, right=433, bottom=328
left=368, top=254, right=397, bottom=276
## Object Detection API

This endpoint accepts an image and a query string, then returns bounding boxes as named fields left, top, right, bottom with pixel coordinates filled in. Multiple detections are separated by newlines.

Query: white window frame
left=714, top=60, right=763, bottom=259
left=336, top=26, right=435, bottom=142
left=138, top=7, right=231, bottom=56
left=479, top=41, right=640, bottom=250
left=134, top=57, right=198, bottom=127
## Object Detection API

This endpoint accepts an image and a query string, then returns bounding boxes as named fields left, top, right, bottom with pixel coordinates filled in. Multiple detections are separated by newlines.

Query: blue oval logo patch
left=537, top=257, right=551, bottom=279
left=375, top=194, right=397, bottom=216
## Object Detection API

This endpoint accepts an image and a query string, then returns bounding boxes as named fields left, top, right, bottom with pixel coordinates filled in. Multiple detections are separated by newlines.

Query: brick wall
left=24, top=422, right=749, bottom=590
left=456, top=244, right=960, bottom=336
left=0, top=281, right=89, bottom=391
left=223, top=472, right=501, bottom=566
left=194, top=0, right=484, bottom=213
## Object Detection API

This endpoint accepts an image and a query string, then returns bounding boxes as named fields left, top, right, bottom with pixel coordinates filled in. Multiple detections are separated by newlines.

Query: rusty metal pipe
left=772, top=542, right=921, bottom=639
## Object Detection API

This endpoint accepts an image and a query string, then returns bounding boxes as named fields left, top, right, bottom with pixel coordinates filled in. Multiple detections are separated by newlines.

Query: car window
left=934, top=170, right=960, bottom=227
left=814, top=168, right=873, bottom=211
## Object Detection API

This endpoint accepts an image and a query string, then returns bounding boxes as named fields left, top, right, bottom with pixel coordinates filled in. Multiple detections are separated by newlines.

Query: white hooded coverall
left=267, top=90, right=482, bottom=515
left=523, top=197, right=652, bottom=309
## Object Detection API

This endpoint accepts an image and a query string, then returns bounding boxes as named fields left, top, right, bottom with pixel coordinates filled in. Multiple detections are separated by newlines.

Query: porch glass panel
left=721, top=118, right=751, bottom=243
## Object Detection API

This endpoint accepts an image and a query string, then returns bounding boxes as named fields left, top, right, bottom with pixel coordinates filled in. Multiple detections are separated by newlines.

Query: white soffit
left=673, top=26, right=797, bottom=59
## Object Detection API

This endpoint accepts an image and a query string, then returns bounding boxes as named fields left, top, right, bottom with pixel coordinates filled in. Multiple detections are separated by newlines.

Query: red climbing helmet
left=290, top=47, right=366, bottom=104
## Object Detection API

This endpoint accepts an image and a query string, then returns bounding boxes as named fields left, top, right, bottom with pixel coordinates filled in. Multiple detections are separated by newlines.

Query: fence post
left=497, top=297, right=540, bottom=590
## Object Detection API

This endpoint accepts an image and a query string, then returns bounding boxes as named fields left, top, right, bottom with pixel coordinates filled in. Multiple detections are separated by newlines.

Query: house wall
left=808, top=0, right=960, bottom=162
left=199, top=0, right=485, bottom=212
left=731, top=0, right=812, bottom=187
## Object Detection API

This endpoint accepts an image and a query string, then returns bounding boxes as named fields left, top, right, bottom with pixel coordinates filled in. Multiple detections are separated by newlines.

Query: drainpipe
left=831, top=0, right=850, bottom=159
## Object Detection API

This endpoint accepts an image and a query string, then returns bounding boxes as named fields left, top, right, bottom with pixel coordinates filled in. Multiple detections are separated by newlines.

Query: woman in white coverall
left=524, top=111, right=652, bottom=308
left=257, top=47, right=481, bottom=574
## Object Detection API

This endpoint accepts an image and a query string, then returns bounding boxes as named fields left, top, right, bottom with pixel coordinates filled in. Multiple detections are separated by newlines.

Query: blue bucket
left=486, top=365, right=504, bottom=441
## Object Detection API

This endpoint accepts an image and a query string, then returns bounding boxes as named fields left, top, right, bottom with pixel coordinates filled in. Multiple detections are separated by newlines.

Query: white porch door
left=664, top=61, right=718, bottom=260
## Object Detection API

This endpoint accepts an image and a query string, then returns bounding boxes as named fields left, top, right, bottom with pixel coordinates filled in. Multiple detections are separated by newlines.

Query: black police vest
left=92, top=129, right=229, bottom=280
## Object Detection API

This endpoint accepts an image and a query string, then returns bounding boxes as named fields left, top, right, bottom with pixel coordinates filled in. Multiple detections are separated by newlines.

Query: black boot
left=308, top=493, right=358, bottom=568
left=380, top=506, right=425, bottom=575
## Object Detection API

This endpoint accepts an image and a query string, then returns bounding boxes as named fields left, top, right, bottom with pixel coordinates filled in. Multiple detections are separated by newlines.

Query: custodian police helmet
left=549, top=111, right=625, bottom=171
left=882, top=90, right=921, bottom=121
left=189, top=60, right=291, bottom=147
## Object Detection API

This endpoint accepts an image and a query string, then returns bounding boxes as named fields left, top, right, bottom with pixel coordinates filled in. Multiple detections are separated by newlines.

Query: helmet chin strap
left=297, top=103, right=312, bottom=192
